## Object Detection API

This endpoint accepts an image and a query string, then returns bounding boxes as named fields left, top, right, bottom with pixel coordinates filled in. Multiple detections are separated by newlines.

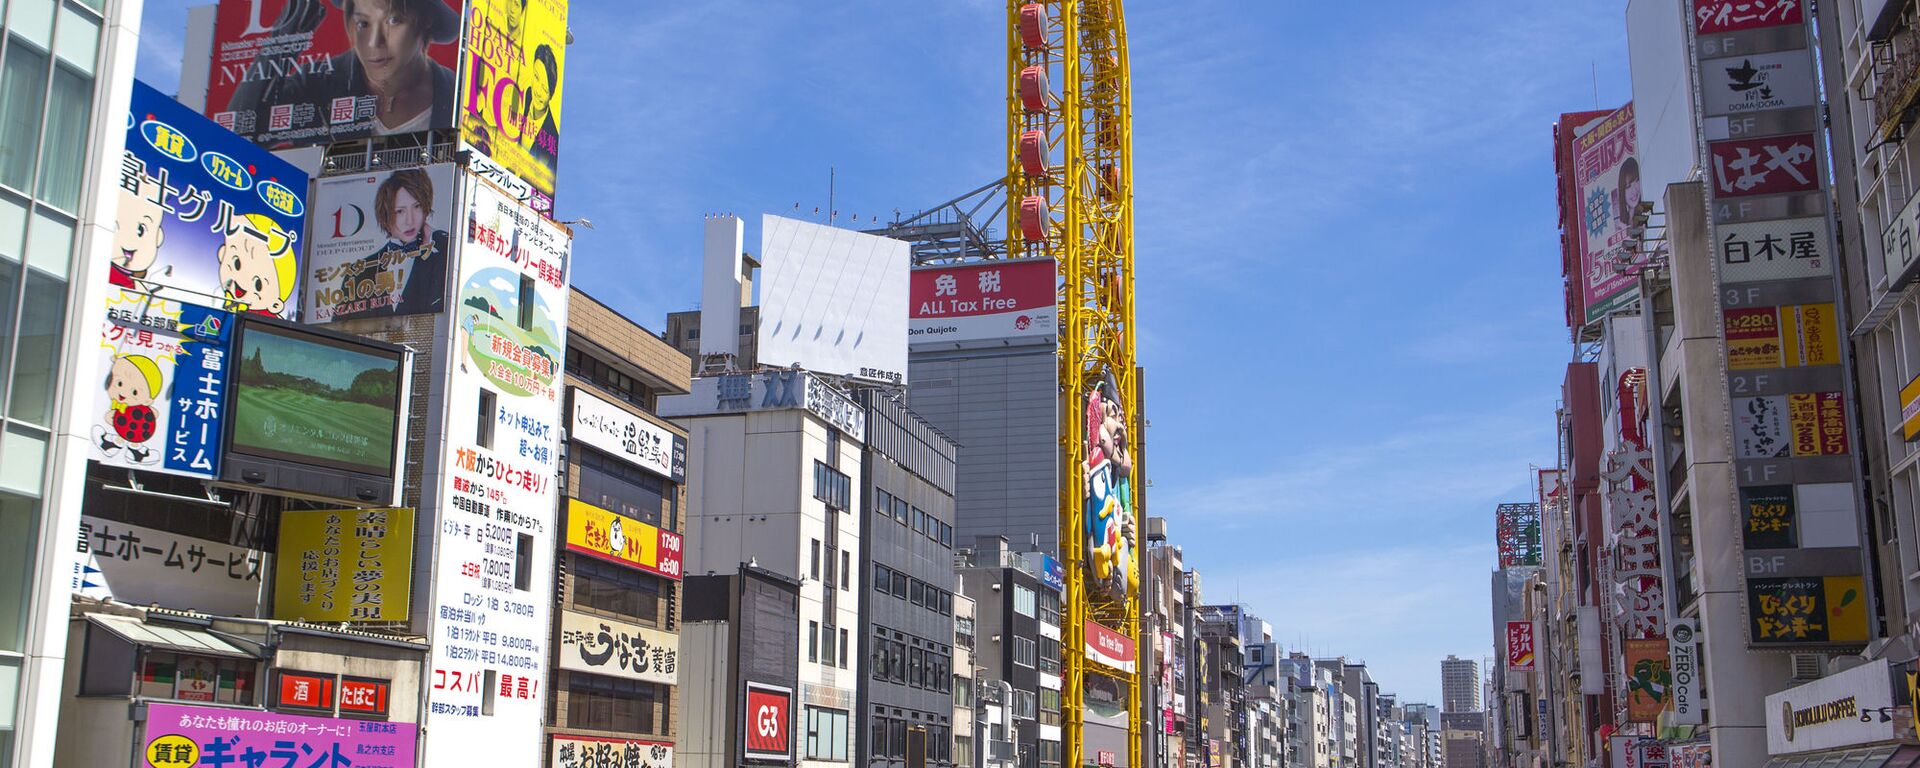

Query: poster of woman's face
left=303, top=165, right=456, bottom=322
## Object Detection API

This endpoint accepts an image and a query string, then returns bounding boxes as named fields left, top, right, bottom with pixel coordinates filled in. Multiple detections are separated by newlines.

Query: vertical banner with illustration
left=305, top=165, right=456, bottom=321
left=1084, top=370, right=1137, bottom=604
left=207, top=0, right=464, bottom=147
left=459, top=0, right=569, bottom=215
left=1622, top=639, right=1671, bottom=723
left=1574, top=103, right=1641, bottom=324
left=1686, top=0, right=1871, bottom=649
left=274, top=508, right=414, bottom=622
left=118, top=79, right=306, bottom=317
left=421, top=171, right=568, bottom=768
left=92, top=295, right=235, bottom=478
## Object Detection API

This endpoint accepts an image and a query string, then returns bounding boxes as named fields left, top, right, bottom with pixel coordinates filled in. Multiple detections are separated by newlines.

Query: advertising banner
left=73, top=516, right=267, bottom=616
left=1700, top=50, right=1817, bottom=117
left=1722, top=217, right=1833, bottom=283
left=552, top=736, right=673, bottom=768
left=1574, top=103, right=1641, bottom=323
left=92, top=293, right=234, bottom=478
left=1670, top=619, right=1702, bottom=724
left=1723, top=303, right=1839, bottom=371
left=459, top=0, right=569, bottom=215
left=1694, top=0, right=1804, bottom=33
left=908, top=259, right=1057, bottom=347
left=1747, top=575, right=1868, bottom=644
left=1505, top=621, right=1536, bottom=672
left=564, top=498, right=684, bottom=580
left=744, top=682, right=793, bottom=761
left=119, top=79, right=307, bottom=318
left=274, top=507, right=414, bottom=622
left=570, top=386, right=686, bottom=482
left=305, top=165, right=457, bottom=322
left=1622, top=638, right=1671, bottom=723
left=556, top=610, right=678, bottom=685
left=756, top=215, right=910, bottom=384
left=1766, top=658, right=1898, bottom=754
left=1085, top=620, right=1137, bottom=674
left=1084, top=371, right=1138, bottom=604
left=1708, top=134, right=1821, bottom=198
left=143, top=702, right=416, bottom=768
left=207, top=0, right=463, bottom=147
left=422, top=172, right=569, bottom=768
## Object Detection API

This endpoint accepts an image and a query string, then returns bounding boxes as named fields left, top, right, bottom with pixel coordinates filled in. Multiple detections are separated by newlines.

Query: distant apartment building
left=1438, top=657, right=1479, bottom=714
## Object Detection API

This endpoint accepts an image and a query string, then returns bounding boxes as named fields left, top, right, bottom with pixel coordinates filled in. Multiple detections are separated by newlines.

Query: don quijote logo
left=1015, top=315, right=1032, bottom=330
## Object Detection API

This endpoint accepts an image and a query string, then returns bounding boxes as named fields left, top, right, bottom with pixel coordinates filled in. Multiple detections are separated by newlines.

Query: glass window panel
left=0, top=426, right=44, bottom=496
left=8, top=265, right=66, bottom=425
left=0, top=489, right=38, bottom=652
left=36, top=64, right=91, bottom=210
left=53, top=4, right=99, bottom=75
left=23, top=206, right=66, bottom=278
left=0, top=43, right=50, bottom=191
left=6, top=0, right=54, bottom=49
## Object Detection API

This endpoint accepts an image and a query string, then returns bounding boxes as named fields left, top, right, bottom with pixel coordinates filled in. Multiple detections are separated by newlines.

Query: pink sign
left=1709, top=134, right=1820, bottom=199
left=1694, top=0, right=1803, bottom=34
left=142, top=702, right=417, bottom=768
left=1573, top=103, right=1641, bottom=323
left=1505, top=621, right=1536, bottom=670
left=909, top=259, right=1056, bottom=345
left=1084, top=619, right=1136, bottom=674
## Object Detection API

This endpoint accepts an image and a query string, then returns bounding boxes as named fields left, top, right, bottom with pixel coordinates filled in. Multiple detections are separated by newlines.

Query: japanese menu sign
left=563, top=498, right=684, bottom=580
left=74, top=516, right=267, bottom=616
left=551, top=736, right=673, bottom=768
left=556, top=610, right=679, bottom=685
left=1687, top=0, right=1870, bottom=648
left=274, top=508, right=415, bottom=623
left=143, top=702, right=415, bottom=768
left=92, top=293, right=234, bottom=479
left=421, top=171, right=569, bottom=768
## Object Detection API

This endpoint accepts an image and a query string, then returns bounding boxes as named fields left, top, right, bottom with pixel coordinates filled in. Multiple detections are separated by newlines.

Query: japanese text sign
left=909, top=259, right=1057, bottom=346
left=1721, top=217, right=1832, bottom=283
left=276, top=670, right=334, bottom=712
left=143, top=702, right=416, bottom=768
left=274, top=508, right=415, bottom=623
left=570, top=386, right=686, bottom=482
left=557, top=610, right=678, bottom=685
left=1574, top=103, right=1642, bottom=323
left=1505, top=622, right=1536, bottom=671
left=551, top=736, right=673, bottom=768
left=1623, top=639, right=1671, bottom=723
left=1709, top=134, right=1820, bottom=198
left=305, top=165, right=457, bottom=322
left=74, top=516, right=267, bottom=616
left=460, top=0, right=569, bottom=215
left=1748, top=575, right=1868, bottom=644
left=92, top=293, right=235, bottom=479
left=1695, top=0, right=1804, bottom=33
left=564, top=498, right=682, bottom=580
left=121, top=79, right=307, bottom=319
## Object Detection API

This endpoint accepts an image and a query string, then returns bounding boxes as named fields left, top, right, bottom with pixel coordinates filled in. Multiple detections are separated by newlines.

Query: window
left=826, top=428, right=841, bottom=468
left=1038, top=590, right=1061, bottom=627
left=577, top=447, right=677, bottom=529
left=889, top=639, right=907, bottom=683
left=517, top=274, right=535, bottom=330
left=889, top=718, right=908, bottom=759
left=1013, top=690, right=1037, bottom=720
left=892, top=497, right=909, bottom=524
left=910, top=579, right=925, bottom=606
left=939, top=521, right=953, bottom=548
left=513, top=532, right=533, bottom=591
left=809, top=621, right=819, bottom=662
left=954, top=676, right=974, bottom=708
left=822, top=623, right=836, bottom=664
left=872, top=716, right=891, bottom=758
left=876, top=489, right=894, bottom=519
left=566, top=675, right=668, bottom=735
left=814, top=461, right=851, bottom=510
left=1037, top=738, right=1062, bottom=768
left=874, top=564, right=893, bottom=594
left=1040, top=688, right=1062, bottom=726
left=1014, top=637, right=1035, bottom=668
left=909, top=646, right=923, bottom=686
left=811, top=540, right=821, bottom=580
left=137, top=651, right=257, bottom=704
left=476, top=389, right=496, bottom=448
left=1039, top=637, right=1061, bottom=675
left=572, top=556, right=667, bottom=626
left=566, top=353, right=658, bottom=410
left=955, top=616, right=975, bottom=650
left=824, top=546, right=836, bottom=586
left=482, top=669, right=496, bottom=715
left=913, top=508, right=929, bottom=535
left=1013, top=585, right=1036, bottom=617
left=955, top=736, right=973, bottom=768
left=840, top=551, right=850, bottom=591
left=839, top=628, right=849, bottom=669
left=891, top=571, right=908, bottom=598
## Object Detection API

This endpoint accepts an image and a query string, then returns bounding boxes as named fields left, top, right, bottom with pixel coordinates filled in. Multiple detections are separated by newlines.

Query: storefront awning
left=1766, top=746, right=1920, bottom=768
left=85, top=613, right=258, bottom=659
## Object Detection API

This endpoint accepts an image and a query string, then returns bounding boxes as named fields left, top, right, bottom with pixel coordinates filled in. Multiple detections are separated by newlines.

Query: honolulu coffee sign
left=1765, top=658, right=1899, bottom=754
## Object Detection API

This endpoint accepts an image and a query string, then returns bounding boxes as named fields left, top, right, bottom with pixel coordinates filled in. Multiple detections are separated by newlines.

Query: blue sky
left=137, top=1, right=1635, bottom=704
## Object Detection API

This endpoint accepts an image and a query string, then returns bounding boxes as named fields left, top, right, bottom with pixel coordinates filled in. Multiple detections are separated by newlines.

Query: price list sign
left=1688, top=0, right=1870, bottom=648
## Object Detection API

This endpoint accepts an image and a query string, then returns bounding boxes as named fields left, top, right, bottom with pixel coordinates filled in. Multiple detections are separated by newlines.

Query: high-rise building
left=1439, top=657, right=1479, bottom=714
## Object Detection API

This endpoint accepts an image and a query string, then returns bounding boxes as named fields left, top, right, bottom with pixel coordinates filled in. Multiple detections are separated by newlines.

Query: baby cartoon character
left=111, top=179, right=166, bottom=289
left=219, top=213, right=296, bottom=316
left=96, top=354, right=163, bottom=465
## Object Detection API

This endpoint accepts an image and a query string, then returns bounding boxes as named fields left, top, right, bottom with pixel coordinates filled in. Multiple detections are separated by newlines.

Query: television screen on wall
left=219, top=317, right=407, bottom=502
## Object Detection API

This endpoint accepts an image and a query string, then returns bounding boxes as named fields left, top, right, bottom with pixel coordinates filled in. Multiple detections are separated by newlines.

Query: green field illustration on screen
left=231, top=328, right=400, bottom=474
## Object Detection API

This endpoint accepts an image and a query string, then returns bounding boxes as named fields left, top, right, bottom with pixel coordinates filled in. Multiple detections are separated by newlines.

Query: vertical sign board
left=1495, top=502, right=1543, bottom=568
left=1574, top=103, right=1642, bottom=324
left=460, top=0, right=570, bottom=215
left=1504, top=621, right=1536, bottom=672
left=1668, top=620, right=1702, bottom=725
left=1687, top=0, right=1872, bottom=649
left=421, top=172, right=569, bottom=768
left=274, top=508, right=415, bottom=623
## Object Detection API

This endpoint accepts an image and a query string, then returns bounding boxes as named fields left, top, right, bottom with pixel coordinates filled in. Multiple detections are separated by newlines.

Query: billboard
left=1708, top=134, right=1821, bottom=198
left=556, top=609, right=678, bottom=685
left=1694, top=0, right=1804, bottom=33
left=552, top=737, right=673, bottom=768
left=564, top=498, right=685, bottom=580
left=274, top=507, right=414, bottom=622
left=908, top=259, right=1057, bottom=347
left=305, top=165, right=457, bottom=322
left=224, top=319, right=406, bottom=480
left=143, top=702, right=416, bottom=768
left=756, top=215, right=910, bottom=384
left=1084, top=371, right=1137, bottom=603
left=1622, top=638, right=1670, bottom=723
left=421, top=171, right=568, bottom=768
left=1495, top=502, right=1543, bottom=568
left=1505, top=621, right=1536, bottom=672
left=1085, top=620, right=1136, bottom=674
left=1574, top=103, right=1640, bottom=324
left=459, top=0, right=569, bottom=215
left=570, top=386, right=686, bottom=482
left=73, top=516, right=266, bottom=616
left=1748, top=575, right=1868, bottom=644
left=1555, top=110, right=1616, bottom=328
left=119, top=79, right=307, bottom=318
left=93, top=294, right=235, bottom=478
left=743, top=682, right=794, bottom=761
left=1723, top=303, right=1839, bottom=371
left=207, top=0, right=464, bottom=148
left=1699, top=50, right=1818, bottom=117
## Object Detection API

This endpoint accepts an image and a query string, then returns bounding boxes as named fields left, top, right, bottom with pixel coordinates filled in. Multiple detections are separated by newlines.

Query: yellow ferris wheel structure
left=1006, top=1, right=1139, bottom=768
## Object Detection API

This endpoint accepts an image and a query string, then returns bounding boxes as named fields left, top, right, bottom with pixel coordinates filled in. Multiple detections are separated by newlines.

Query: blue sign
left=1041, top=555, right=1066, bottom=592
left=116, top=80, right=307, bottom=319
left=96, top=297, right=234, bottom=478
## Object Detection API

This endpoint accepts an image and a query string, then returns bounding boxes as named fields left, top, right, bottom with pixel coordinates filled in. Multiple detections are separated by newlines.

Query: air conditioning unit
left=1789, top=653, right=1826, bottom=681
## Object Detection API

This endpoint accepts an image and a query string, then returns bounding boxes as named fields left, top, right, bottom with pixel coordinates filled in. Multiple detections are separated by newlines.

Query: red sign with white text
left=275, top=671, right=333, bottom=711
left=1505, top=622, right=1536, bottom=671
left=909, top=259, right=1056, bottom=346
left=743, top=682, right=792, bottom=761
left=338, top=676, right=391, bottom=717
left=1709, top=134, right=1820, bottom=198
left=1694, top=0, right=1804, bottom=34
left=1085, top=619, right=1137, bottom=674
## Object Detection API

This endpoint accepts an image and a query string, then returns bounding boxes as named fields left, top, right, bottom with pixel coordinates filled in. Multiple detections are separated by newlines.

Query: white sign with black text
left=570, top=386, right=685, bottom=482
left=1668, top=619, right=1701, bottom=725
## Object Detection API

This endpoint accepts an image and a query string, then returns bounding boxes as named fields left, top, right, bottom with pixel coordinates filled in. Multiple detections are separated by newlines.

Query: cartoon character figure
left=1085, top=373, right=1137, bottom=596
left=219, top=213, right=296, bottom=316
left=608, top=518, right=626, bottom=557
left=111, top=178, right=166, bottom=289
left=1627, top=656, right=1670, bottom=704
left=96, top=354, right=163, bottom=465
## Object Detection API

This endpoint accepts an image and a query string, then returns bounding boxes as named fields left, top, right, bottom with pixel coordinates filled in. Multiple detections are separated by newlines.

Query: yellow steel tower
left=1008, top=2, right=1138, bottom=768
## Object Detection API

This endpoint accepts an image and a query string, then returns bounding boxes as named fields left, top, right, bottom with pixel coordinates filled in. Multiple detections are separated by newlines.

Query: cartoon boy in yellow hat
left=97, top=354, right=163, bottom=465
left=220, top=213, right=297, bottom=316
